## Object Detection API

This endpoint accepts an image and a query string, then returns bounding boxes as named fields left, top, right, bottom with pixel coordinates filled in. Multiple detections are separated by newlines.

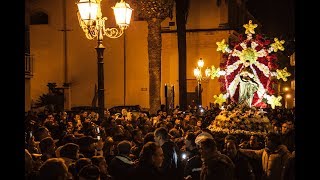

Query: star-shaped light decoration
left=270, top=38, right=285, bottom=52
left=243, top=20, right=258, bottom=35
left=238, top=47, right=259, bottom=64
left=216, top=39, right=229, bottom=53
left=276, top=67, right=291, bottom=81
left=267, top=95, right=282, bottom=109
left=209, top=66, right=221, bottom=79
left=213, top=93, right=227, bottom=106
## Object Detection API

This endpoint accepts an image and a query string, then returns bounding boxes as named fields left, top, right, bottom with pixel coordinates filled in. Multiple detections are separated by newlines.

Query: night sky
left=246, top=0, right=295, bottom=40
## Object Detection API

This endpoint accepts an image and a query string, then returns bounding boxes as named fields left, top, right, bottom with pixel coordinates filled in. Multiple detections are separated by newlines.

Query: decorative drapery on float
left=208, top=20, right=292, bottom=136
left=211, top=20, right=291, bottom=109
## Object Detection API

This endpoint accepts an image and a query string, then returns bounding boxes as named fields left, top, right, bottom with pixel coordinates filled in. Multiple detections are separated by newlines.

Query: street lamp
left=76, top=0, right=133, bottom=121
left=193, top=58, right=211, bottom=106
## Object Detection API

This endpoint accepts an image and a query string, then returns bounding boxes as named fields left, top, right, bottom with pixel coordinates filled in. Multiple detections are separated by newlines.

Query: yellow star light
left=238, top=47, right=259, bottom=63
left=213, top=94, right=227, bottom=106
left=210, top=66, right=221, bottom=79
left=216, top=39, right=228, bottom=53
left=271, top=38, right=285, bottom=52
left=276, top=67, right=291, bottom=81
left=243, top=20, right=258, bottom=35
left=267, top=95, right=282, bottom=109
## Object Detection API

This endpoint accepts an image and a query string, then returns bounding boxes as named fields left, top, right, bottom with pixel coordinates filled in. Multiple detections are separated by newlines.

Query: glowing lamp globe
left=197, top=58, right=204, bottom=68
left=77, top=0, right=99, bottom=26
left=194, top=68, right=201, bottom=78
left=112, top=0, right=133, bottom=29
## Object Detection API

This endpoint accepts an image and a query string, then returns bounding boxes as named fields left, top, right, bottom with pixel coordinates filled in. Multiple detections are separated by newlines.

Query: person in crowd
left=239, top=135, right=263, bottom=180
left=222, top=134, right=238, bottom=154
left=39, top=136, right=57, bottom=162
left=59, top=143, right=80, bottom=168
left=78, top=164, right=101, bottom=180
left=76, top=135, right=103, bottom=158
left=130, top=129, right=144, bottom=160
left=281, top=151, right=295, bottom=180
left=182, top=132, right=202, bottom=180
left=43, top=114, right=60, bottom=140
left=56, top=134, right=77, bottom=157
left=272, top=122, right=282, bottom=134
left=25, top=149, right=38, bottom=180
left=154, top=127, right=183, bottom=179
left=143, top=132, right=155, bottom=145
left=225, top=140, right=255, bottom=180
left=133, top=141, right=165, bottom=180
left=198, top=138, right=235, bottom=180
left=91, top=156, right=111, bottom=180
left=80, top=111, right=88, bottom=122
left=69, top=158, right=92, bottom=180
left=38, top=158, right=69, bottom=180
left=280, top=121, right=295, bottom=152
left=34, top=126, right=52, bottom=142
left=239, top=135, right=264, bottom=150
left=239, top=132, right=292, bottom=180
left=103, top=136, right=116, bottom=165
left=108, top=140, right=135, bottom=180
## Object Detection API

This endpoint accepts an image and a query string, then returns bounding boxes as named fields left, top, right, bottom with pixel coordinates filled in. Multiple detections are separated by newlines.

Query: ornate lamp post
left=76, top=0, right=133, bottom=121
left=193, top=58, right=211, bottom=106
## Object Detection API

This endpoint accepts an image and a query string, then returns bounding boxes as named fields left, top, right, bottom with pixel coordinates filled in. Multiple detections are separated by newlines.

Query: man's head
left=78, top=164, right=100, bottom=180
left=60, top=143, right=80, bottom=160
left=184, top=132, right=197, bottom=150
left=281, top=122, right=290, bottom=134
left=249, top=135, right=258, bottom=147
left=265, top=132, right=282, bottom=152
left=39, top=137, right=56, bottom=154
left=225, top=140, right=238, bottom=159
left=117, top=140, right=132, bottom=155
left=38, top=158, right=69, bottom=180
left=154, top=127, right=169, bottom=146
left=198, top=138, right=217, bottom=160
left=34, top=127, right=51, bottom=142
left=224, top=135, right=236, bottom=144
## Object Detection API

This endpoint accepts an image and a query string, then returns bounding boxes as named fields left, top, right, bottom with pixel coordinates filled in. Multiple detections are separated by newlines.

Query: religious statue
left=238, top=60, right=259, bottom=107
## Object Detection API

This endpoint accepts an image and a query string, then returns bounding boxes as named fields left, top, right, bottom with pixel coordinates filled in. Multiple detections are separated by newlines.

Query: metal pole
left=199, top=81, right=202, bottom=106
left=96, top=34, right=105, bottom=121
left=124, top=30, right=126, bottom=106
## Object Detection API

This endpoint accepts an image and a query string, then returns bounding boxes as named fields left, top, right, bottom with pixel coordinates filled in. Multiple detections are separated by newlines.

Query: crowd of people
left=24, top=103, right=295, bottom=180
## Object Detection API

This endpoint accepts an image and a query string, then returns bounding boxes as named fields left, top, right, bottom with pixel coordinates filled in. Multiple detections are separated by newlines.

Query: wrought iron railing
left=25, top=53, right=34, bottom=78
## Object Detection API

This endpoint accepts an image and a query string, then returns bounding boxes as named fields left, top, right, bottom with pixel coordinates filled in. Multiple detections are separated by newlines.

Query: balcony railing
left=25, top=53, right=34, bottom=78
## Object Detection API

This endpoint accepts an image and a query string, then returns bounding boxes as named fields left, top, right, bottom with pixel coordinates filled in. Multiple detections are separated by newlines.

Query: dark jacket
left=281, top=154, right=295, bottom=180
left=133, top=163, right=164, bottom=180
left=200, top=152, right=235, bottom=180
left=281, top=131, right=295, bottom=152
left=184, top=154, right=202, bottom=180
left=161, top=141, right=183, bottom=180
left=108, top=155, right=135, bottom=180
left=232, top=151, right=255, bottom=180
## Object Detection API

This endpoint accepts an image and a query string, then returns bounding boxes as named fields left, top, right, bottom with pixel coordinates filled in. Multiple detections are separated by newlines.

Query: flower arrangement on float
left=207, top=104, right=272, bottom=136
